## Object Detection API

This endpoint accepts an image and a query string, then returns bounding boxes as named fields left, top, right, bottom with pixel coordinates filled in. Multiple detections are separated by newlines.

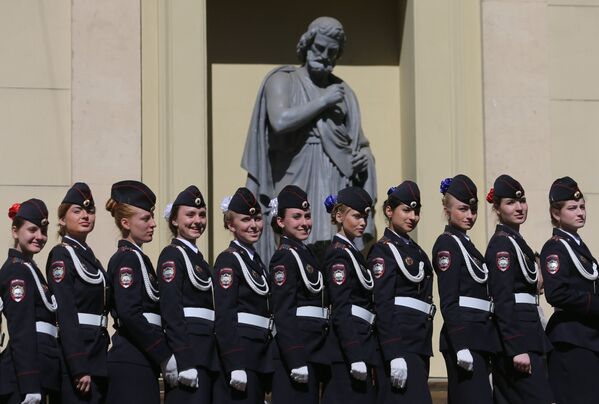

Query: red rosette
left=8, top=203, right=20, bottom=220
left=485, top=188, right=494, bottom=204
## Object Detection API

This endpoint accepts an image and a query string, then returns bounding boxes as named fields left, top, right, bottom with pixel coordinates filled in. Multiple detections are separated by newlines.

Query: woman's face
left=497, top=197, right=528, bottom=228
left=445, top=194, right=477, bottom=232
left=553, top=199, right=586, bottom=233
left=12, top=220, right=47, bottom=256
left=227, top=212, right=263, bottom=245
left=60, top=205, right=96, bottom=239
left=386, top=203, right=420, bottom=234
left=173, top=206, right=207, bottom=242
left=277, top=208, right=312, bottom=241
left=337, top=207, right=368, bottom=239
left=122, top=206, right=156, bottom=245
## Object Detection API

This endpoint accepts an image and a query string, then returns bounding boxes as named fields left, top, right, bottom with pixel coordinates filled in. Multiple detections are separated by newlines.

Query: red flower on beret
left=485, top=188, right=494, bottom=204
left=8, top=203, right=20, bottom=220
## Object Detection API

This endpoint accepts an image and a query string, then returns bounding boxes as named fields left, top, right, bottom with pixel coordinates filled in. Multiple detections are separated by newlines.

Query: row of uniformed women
left=1, top=173, right=594, bottom=404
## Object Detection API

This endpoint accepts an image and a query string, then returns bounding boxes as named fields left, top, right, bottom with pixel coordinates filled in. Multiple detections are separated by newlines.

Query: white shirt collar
left=176, top=237, right=198, bottom=254
left=558, top=228, right=581, bottom=245
left=64, top=235, right=87, bottom=251
left=233, top=240, right=254, bottom=260
left=335, top=233, right=357, bottom=249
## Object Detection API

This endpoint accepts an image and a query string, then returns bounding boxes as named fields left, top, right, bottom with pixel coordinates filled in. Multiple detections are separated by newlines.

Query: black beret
left=493, top=175, right=524, bottom=200
left=388, top=180, right=421, bottom=209
left=277, top=185, right=309, bottom=212
left=446, top=174, right=478, bottom=206
left=62, top=182, right=95, bottom=210
left=229, top=187, right=261, bottom=215
left=549, top=176, right=583, bottom=203
left=173, top=185, right=206, bottom=209
left=16, top=198, right=49, bottom=227
left=111, top=180, right=156, bottom=213
left=337, top=186, right=373, bottom=215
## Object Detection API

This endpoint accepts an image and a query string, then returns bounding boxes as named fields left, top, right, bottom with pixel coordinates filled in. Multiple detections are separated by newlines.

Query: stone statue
left=242, top=16, right=377, bottom=260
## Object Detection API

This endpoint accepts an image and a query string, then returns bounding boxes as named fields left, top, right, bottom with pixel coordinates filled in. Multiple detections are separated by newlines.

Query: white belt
left=351, top=305, right=376, bottom=325
left=459, top=296, right=494, bottom=313
left=143, top=312, right=162, bottom=327
left=183, top=307, right=215, bottom=322
left=394, top=297, right=436, bottom=317
left=296, top=306, right=329, bottom=320
left=78, top=313, right=108, bottom=327
left=514, top=293, right=538, bottom=305
left=237, top=312, right=274, bottom=331
left=36, top=321, right=58, bottom=338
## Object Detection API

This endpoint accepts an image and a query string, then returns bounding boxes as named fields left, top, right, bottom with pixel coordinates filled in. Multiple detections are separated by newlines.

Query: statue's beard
left=307, top=59, right=334, bottom=75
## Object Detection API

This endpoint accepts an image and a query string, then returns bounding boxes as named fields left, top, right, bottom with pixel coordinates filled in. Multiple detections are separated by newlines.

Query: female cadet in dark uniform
left=0, top=199, right=61, bottom=404
left=322, top=186, right=378, bottom=403
left=540, top=177, right=599, bottom=404
left=368, top=181, right=434, bottom=404
left=432, top=174, right=501, bottom=404
left=213, top=187, right=273, bottom=403
left=104, top=181, right=177, bottom=404
left=158, top=185, right=218, bottom=403
left=46, top=183, right=110, bottom=404
left=484, top=175, right=553, bottom=404
left=268, top=185, right=331, bottom=403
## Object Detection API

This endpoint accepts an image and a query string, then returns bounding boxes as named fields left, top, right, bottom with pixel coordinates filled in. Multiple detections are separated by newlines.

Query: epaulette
left=278, top=244, right=293, bottom=251
left=442, top=231, right=452, bottom=236
left=331, top=241, right=345, bottom=249
left=495, top=231, right=510, bottom=238
left=10, top=257, right=24, bottom=264
left=551, top=235, right=563, bottom=242
left=225, top=246, right=237, bottom=254
left=119, top=246, right=134, bottom=253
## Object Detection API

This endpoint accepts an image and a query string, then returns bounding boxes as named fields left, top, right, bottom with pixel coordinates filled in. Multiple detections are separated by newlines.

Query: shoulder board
left=225, top=247, right=237, bottom=253
left=278, top=244, right=292, bottom=251
left=10, top=257, right=24, bottom=264
left=380, top=236, right=391, bottom=244
left=551, top=235, right=563, bottom=242
left=442, top=231, right=452, bottom=236
left=331, top=241, right=346, bottom=249
left=119, top=246, right=134, bottom=253
left=495, top=231, right=510, bottom=238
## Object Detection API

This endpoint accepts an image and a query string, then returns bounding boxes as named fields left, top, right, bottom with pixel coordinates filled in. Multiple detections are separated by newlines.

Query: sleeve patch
left=546, top=254, right=560, bottom=275
left=371, top=258, right=385, bottom=279
left=10, top=279, right=26, bottom=302
left=161, top=260, right=176, bottom=283
left=119, top=267, right=134, bottom=288
left=496, top=251, right=510, bottom=272
left=219, top=268, right=234, bottom=289
left=437, top=251, right=451, bottom=271
left=50, top=261, right=66, bottom=283
left=273, top=265, right=287, bottom=286
left=331, top=263, right=346, bottom=285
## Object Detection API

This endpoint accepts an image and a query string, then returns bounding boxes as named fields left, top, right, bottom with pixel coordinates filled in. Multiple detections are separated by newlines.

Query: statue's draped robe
left=242, top=66, right=377, bottom=261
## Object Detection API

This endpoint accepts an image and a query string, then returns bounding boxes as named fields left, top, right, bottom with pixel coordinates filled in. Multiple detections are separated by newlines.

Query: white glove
left=290, top=365, right=309, bottom=384
left=350, top=361, right=368, bottom=381
left=161, top=354, right=179, bottom=387
left=178, top=367, right=199, bottom=388
left=21, top=393, right=41, bottom=404
left=229, top=369, right=247, bottom=392
left=456, top=349, right=474, bottom=372
left=390, top=357, right=408, bottom=389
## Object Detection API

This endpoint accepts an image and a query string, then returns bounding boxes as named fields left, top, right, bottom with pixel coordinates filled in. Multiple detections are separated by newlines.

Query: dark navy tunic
left=157, top=238, right=218, bottom=373
left=46, top=236, right=109, bottom=379
left=0, top=249, right=61, bottom=396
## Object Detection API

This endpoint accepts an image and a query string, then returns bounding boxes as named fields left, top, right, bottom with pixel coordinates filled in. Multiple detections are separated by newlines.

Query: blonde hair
left=105, top=198, right=137, bottom=238
left=330, top=204, right=349, bottom=228
left=223, top=210, right=235, bottom=230
left=56, top=203, right=70, bottom=237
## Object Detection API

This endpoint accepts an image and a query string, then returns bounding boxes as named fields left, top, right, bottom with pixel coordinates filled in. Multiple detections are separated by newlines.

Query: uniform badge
left=332, top=264, right=346, bottom=285
left=252, top=270, right=260, bottom=279
left=405, top=257, right=414, bottom=266
left=50, top=261, right=65, bottom=283
left=119, top=267, right=134, bottom=288
left=371, top=258, right=385, bottom=279
left=161, top=261, right=176, bottom=283
left=273, top=265, right=286, bottom=286
left=10, top=279, right=25, bottom=302
left=306, top=264, right=314, bottom=274
left=546, top=255, right=560, bottom=275
left=195, top=265, right=203, bottom=274
left=437, top=251, right=451, bottom=271
left=496, top=252, right=510, bottom=272
left=219, top=268, right=233, bottom=289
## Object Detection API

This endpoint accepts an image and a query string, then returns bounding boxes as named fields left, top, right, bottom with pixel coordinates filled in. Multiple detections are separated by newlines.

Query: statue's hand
left=321, top=84, right=345, bottom=109
left=351, top=150, right=369, bottom=173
